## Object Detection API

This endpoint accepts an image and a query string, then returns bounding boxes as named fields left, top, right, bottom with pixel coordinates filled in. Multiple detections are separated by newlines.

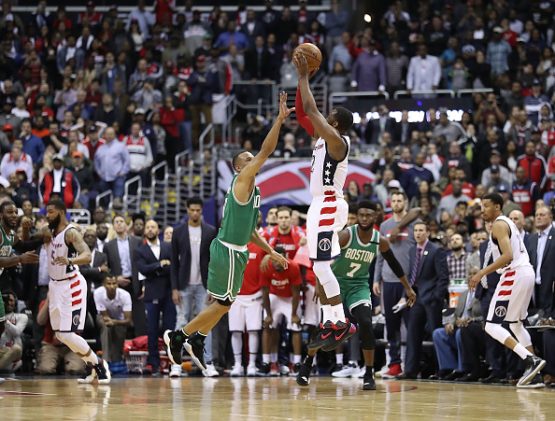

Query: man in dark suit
left=398, top=221, right=449, bottom=379
left=136, top=219, right=175, bottom=374
left=365, top=105, right=397, bottom=144
left=104, top=214, right=144, bottom=336
left=526, top=205, right=555, bottom=315
left=81, top=227, right=108, bottom=288
left=170, top=197, right=217, bottom=377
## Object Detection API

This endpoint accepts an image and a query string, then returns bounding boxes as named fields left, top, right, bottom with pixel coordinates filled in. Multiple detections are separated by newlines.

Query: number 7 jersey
left=332, top=225, right=380, bottom=280
left=218, top=175, right=261, bottom=249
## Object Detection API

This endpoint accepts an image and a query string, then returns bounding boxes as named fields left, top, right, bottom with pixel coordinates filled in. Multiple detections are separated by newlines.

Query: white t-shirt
left=188, top=225, right=202, bottom=285
left=94, top=287, right=132, bottom=320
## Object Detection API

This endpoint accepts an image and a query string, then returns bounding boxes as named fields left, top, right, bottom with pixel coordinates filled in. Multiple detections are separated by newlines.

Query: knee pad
left=217, top=298, right=233, bottom=307
left=312, top=261, right=340, bottom=298
left=509, top=322, right=532, bottom=348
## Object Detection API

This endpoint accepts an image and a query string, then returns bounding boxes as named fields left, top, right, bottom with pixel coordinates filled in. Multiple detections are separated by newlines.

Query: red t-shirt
left=239, top=243, right=264, bottom=295
left=261, top=261, right=302, bottom=298
left=442, top=182, right=476, bottom=199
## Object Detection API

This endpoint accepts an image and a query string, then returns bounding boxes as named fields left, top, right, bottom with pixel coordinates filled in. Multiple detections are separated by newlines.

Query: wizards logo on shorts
left=316, top=232, right=333, bottom=260
left=491, top=300, right=509, bottom=323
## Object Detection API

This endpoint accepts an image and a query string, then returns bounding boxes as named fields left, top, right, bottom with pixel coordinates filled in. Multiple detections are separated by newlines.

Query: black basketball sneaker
left=163, top=329, right=186, bottom=366
left=308, top=320, right=357, bottom=352
left=184, top=332, right=207, bottom=371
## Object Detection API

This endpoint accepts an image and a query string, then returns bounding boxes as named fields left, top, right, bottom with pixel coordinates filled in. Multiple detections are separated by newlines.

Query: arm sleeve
left=295, top=85, right=315, bottom=137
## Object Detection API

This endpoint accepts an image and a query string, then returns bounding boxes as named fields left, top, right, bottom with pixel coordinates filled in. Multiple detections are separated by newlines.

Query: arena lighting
left=351, top=109, right=465, bottom=124
left=364, top=14, right=372, bottom=23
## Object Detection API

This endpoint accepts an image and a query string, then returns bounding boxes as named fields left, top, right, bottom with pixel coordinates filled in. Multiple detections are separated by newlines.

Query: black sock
left=366, top=366, right=373, bottom=375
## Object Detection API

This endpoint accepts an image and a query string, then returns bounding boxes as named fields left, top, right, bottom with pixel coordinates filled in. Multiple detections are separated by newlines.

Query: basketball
left=294, top=43, right=322, bottom=73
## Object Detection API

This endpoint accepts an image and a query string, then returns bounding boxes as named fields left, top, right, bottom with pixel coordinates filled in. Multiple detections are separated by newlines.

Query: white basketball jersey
left=47, top=224, right=80, bottom=280
left=310, top=136, right=350, bottom=197
left=490, top=215, right=531, bottom=272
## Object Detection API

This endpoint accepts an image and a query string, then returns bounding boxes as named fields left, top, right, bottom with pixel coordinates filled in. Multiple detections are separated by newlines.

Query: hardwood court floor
left=1, top=376, right=553, bottom=421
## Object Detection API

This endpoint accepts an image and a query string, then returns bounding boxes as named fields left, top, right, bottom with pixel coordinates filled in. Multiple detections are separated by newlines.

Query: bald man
left=509, top=209, right=529, bottom=247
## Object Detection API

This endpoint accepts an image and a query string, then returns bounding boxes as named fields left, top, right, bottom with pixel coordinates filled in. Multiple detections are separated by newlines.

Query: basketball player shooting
left=293, top=52, right=357, bottom=351
left=469, top=193, right=546, bottom=388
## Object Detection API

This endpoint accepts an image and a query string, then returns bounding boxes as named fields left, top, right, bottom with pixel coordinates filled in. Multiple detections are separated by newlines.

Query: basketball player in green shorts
left=296, top=201, right=416, bottom=390
left=164, top=93, right=292, bottom=371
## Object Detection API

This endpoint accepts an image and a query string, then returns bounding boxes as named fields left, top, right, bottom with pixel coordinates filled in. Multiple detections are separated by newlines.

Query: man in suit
left=136, top=219, right=175, bottom=374
left=398, top=220, right=449, bottom=379
left=81, top=227, right=108, bottom=289
left=170, top=197, right=217, bottom=377
left=365, top=105, right=397, bottom=145
left=430, top=284, right=484, bottom=381
left=526, top=205, right=555, bottom=315
left=104, top=214, right=144, bottom=336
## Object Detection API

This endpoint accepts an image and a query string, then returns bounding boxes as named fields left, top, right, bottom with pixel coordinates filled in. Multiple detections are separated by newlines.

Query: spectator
left=407, top=44, right=441, bottom=93
left=163, top=226, right=173, bottom=243
left=351, top=38, right=386, bottom=92
left=122, top=123, right=154, bottom=181
left=54, top=78, right=78, bottom=122
left=524, top=79, right=550, bottom=126
left=132, top=213, right=146, bottom=238
left=328, top=32, right=353, bottom=72
left=80, top=227, right=108, bottom=289
left=432, top=111, right=466, bottom=143
left=214, top=20, right=249, bottom=52
left=136, top=219, right=175, bottom=375
left=170, top=198, right=217, bottom=377
left=431, top=282, right=484, bottom=381
left=93, top=274, right=132, bottom=366
left=481, top=151, right=512, bottom=187
left=446, top=234, right=469, bottom=283
left=400, top=221, right=449, bottom=379
left=517, top=141, right=547, bottom=189
left=401, top=152, right=435, bottom=200
left=1, top=143, right=33, bottom=183
left=0, top=291, right=27, bottom=372
left=104, top=214, right=144, bottom=336
left=70, top=151, right=95, bottom=209
left=132, top=81, right=162, bottom=112
left=385, top=42, right=408, bottom=93
left=188, top=55, right=218, bottom=146
left=126, top=0, right=155, bottom=39
left=365, top=105, right=396, bottom=145
left=527, top=205, right=555, bottom=315
left=511, top=166, right=539, bottom=217
left=94, top=127, right=130, bottom=203
left=486, top=27, right=512, bottom=77
left=439, top=180, right=472, bottom=215
left=39, top=154, right=80, bottom=209
left=19, top=119, right=45, bottom=165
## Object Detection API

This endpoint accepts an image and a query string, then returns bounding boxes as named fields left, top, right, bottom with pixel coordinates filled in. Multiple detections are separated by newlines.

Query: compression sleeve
left=295, top=85, right=315, bottom=137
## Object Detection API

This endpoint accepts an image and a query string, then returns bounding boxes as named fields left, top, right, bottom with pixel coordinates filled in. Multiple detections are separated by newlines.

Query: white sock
left=55, top=332, right=98, bottom=365
left=331, top=303, right=346, bottom=322
left=231, top=332, right=243, bottom=366
left=321, top=305, right=332, bottom=322
left=336, top=353, right=343, bottom=365
left=270, top=353, right=278, bottom=363
left=293, top=354, right=301, bottom=364
left=513, top=343, right=533, bottom=360
left=249, top=353, right=257, bottom=365
left=263, top=354, right=271, bottom=364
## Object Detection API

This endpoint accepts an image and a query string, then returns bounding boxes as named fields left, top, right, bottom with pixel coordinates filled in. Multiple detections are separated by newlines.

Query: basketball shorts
left=264, top=295, right=302, bottom=332
left=307, top=194, right=348, bottom=261
left=48, top=273, right=87, bottom=332
left=207, top=239, right=249, bottom=302
left=228, top=291, right=263, bottom=332
left=487, top=265, right=534, bottom=324
left=302, top=283, right=320, bottom=326
left=338, top=277, right=372, bottom=312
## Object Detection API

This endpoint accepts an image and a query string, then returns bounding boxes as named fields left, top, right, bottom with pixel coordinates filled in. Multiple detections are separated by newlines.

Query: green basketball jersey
left=333, top=225, right=380, bottom=279
left=0, top=224, right=15, bottom=276
left=218, top=175, right=261, bottom=247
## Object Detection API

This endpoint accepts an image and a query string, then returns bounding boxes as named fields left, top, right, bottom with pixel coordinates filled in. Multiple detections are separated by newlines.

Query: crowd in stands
left=0, top=0, right=555, bottom=386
